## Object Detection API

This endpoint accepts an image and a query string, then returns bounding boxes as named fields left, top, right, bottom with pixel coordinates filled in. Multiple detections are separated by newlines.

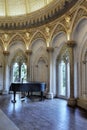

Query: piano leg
left=11, top=91, right=16, bottom=103
left=41, top=91, right=43, bottom=101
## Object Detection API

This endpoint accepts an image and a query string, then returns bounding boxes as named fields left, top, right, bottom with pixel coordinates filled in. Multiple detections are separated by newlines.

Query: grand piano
left=10, top=82, right=46, bottom=103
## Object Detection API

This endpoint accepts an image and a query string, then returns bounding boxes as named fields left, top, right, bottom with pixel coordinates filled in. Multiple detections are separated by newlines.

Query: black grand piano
left=10, top=82, right=46, bottom=103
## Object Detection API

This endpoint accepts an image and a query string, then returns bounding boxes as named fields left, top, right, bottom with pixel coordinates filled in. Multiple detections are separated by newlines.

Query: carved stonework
left=0, top=0, right=79, bottom=30
left=52, top=24, right=66, bottom=39
left=57, top=44, right=69, bottom=61
left=32, top=32, right=46, bottom=43
left=67, top=40, right=76, bottom=48
left=25, top=50, right=32, bottom=55
left=73, top=8, right=87, bottom=28
left=3, top=51, right=9, bottom=56
left=46, top=47, right=54, bottom=52
left=0, top=0, right=85, bottom=53
left=82, top=0, right=87, bottom=8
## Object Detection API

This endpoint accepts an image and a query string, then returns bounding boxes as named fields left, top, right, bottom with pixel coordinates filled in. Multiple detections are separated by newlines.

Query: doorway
left=56, top=56, right=70, bottom=99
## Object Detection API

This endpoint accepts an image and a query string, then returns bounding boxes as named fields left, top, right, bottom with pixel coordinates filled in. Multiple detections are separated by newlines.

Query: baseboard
left=77, top=99, right=87, bottom=110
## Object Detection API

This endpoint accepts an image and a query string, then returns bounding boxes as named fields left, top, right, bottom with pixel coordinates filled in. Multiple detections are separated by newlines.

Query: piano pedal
left=21, top=97, right=25, bottom=101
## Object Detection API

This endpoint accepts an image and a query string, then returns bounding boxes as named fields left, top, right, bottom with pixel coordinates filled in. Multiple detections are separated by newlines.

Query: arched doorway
left=56, top=49, right=70, bottom=99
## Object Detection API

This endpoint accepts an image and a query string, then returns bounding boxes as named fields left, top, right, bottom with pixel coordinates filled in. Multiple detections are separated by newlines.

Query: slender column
left=82, top=58, right=87, bottom=98
left=3, top=51, right=9, bottom=94
left=25, top=49, right=32, bottom=82
left=19, top=63, right=21, bottom=82
left=46, top=47, right=54, bottom=99
left=67, top=40, right=76, bottom=107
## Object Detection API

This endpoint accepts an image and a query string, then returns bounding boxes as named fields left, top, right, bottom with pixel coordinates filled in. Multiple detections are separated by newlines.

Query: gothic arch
left=72, top=6, right=87, bottom=36
left=29, top=31, right=46, bottom=49
left=8, top=33, right=26, bottom=50
left=10, top=49, right=27, bottom=66
left=51, top=31, right=66, bottom=47
left=33, top=54, right=48, bottom=90
left=56, top=44, right=70, bottom=98
left=51, top=22, right=67, bottom=45
left=34, top=55, right=48, bottom=67
left=72, top=17, right=87, bottom=40
left=56, top=44, right=70, bottom=64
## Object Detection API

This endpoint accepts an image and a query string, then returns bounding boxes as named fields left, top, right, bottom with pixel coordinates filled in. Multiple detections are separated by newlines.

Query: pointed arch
left=8, top=33, right=26, bottom=49
left=10, top=48, right=27, bottom=66
left=79, top=33, right=87, bottom=64
left=56, top=44, right=70, bottom=63
left=51, top=22, right=67, bottom=41
left=71, top=6, right=87, bottom=34
left=29, top=30, right=46, bottom=48
left=51, top=30, right=67, bottom=48
left=33, top=52, right=48, bottom=83
left=34, top=54, right=48, bottom=66
left=72, top=17, right=87, bottom=40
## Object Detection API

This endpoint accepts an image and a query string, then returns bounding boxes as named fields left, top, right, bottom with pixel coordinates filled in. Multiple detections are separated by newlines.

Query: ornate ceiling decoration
left=0, top=0, right=79, bottom=30
left=0, top=0, right=53, bottom=16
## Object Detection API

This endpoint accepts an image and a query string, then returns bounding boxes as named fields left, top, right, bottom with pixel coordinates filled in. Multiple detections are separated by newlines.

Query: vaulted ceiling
left=0, top=0, right=79, bottom=30
left=0, top=0, right=53, bottom=16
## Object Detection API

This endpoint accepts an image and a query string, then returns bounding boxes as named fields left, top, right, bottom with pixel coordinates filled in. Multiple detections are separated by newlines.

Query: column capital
left=67, top=40, right=76, bottom=48
left=46, top=47, right=54, bottom=52
left=25, top=49, right=32, bottom=55
left=3, top=51, right=9, bottom=56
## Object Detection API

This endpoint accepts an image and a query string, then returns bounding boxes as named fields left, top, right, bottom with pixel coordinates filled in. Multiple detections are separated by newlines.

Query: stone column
left=46, top=47, right=54, bottom=99
left=3, top=51, right=9, bottom=94
left=25, top=49, right=32, bottom=82
left=18, top=63, right=22, bottom=82
left=67, top=40, right=76, bottom=107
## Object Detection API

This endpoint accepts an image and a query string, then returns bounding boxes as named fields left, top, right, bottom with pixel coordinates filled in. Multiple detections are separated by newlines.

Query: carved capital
left=46, top=47, right=54, bottom=52
left=3, top=51, right=9, bottom=56
left=25, top=50, right=32, bottom=55
left=67, top=40, right=76, bottom=48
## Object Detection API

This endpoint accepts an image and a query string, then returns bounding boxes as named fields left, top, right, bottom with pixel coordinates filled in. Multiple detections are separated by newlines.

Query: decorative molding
left=0, top=0, right=79, bottom=30
left=25, top=50, right=32, bottom=55
left=0, top=0, right=85, bottom=53
left=66, top=40, right=76, bottom=48
left=3, top=51, right=9, bottom=56
left=47, top=47, right=54, bottom=52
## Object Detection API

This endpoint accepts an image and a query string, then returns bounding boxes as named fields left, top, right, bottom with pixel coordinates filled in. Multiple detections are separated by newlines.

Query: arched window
left=13, top=62, right=27, bottom=83
left=21, top=63, right=27, bottom=82
left=59, top=60, right=66, bottom=96
left=56, top=51, right=70, bottom=99
left=13, top=62, right=19, bottom=82
left=11, top=51, right=27, bottom=83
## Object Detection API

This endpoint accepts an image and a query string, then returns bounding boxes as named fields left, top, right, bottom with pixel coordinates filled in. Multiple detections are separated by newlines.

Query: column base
left=46, top=92, right=53, bottom=99
left=67, top=98, right=77, bottom=107
left=77, top=98, right=87, bottom=110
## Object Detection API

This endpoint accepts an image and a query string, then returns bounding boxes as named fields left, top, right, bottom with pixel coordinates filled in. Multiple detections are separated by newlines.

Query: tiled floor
left=0, top=94, right=87, bottom=130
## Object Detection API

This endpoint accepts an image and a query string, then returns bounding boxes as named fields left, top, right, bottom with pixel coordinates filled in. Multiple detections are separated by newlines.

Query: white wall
left=73, top=18, right=87, bottom=99
left=51, top=32, right=66, bottom=96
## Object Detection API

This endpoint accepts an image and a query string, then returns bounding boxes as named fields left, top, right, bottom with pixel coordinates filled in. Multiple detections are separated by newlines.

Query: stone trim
left=0, top=0, right=79, bottom=30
